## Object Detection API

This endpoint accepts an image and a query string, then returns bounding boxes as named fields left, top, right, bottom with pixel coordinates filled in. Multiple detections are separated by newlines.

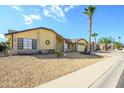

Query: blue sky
left=0, top=5, right=124, bottom=43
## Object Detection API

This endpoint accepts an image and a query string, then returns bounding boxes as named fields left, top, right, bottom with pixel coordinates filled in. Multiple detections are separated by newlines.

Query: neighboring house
left=64, top=38, right=87, bottom=52
left=4, top=27, right=87, bottom=54
left=98, top=43, right=112, bottom=51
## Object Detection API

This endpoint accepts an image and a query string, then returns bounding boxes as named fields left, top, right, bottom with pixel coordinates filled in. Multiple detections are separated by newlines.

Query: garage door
left=77, top=44, right=85, bottom=52
left=64, top=43, right=68, bottom=50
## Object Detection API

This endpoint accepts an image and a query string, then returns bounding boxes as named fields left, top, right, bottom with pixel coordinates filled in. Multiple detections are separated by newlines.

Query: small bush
left=0, top=42, right=10, bottom=53
left=54, top=50, right=64, bottom=58
left=0, top=45, right=4, bottom=52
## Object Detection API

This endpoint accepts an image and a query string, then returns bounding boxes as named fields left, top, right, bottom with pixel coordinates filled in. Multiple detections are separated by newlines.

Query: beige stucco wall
left=56, top=35, right=63, bottom=51
left=5, top=34, right=12, bottom=49
left=10, top=30, right=38, bottom=50
left=38, top=29, right=55, bottom=50
left=5, top=29, right=56, bottom=50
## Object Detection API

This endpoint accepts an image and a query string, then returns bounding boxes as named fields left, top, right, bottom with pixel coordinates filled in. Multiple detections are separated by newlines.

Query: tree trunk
left=88, top=16, right=92, bottom=52
left=105, top=44, right=108, bottom=51
left=94, top=37, right=96, bottom=50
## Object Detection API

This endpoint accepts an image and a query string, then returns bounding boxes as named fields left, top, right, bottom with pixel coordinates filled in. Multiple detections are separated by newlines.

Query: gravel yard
left=0, top=52, right=106, bottom=88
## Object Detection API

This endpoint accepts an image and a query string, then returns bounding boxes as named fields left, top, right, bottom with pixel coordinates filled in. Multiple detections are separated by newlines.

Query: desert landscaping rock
left=0, top=53, right=105, bottom=88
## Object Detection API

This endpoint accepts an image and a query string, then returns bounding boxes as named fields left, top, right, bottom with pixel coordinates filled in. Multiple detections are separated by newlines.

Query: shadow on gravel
left=30, top=52, right=103, bottom=59
left=0, top=52, right=103, bottom=59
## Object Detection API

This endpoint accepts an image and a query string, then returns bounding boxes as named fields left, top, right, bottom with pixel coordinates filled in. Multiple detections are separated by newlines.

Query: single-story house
left=98, top=43, right=112, bottom=51
left=64, top=38, right=87, bottom=52
left=4, top=27, right=87, bottom=54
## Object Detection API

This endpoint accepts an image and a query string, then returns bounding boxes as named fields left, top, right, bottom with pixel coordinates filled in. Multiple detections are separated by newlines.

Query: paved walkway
left=91, top=53, right=124, bottom=88
left=37, top=52, right=124, bottom=88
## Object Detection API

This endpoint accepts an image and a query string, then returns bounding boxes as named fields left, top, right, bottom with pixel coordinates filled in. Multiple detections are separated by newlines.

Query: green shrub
left=0, top=42, right=10, bottom=53
left=0, top=45, right=4, bottom=52
left=54, top=50, right=64, bottom=58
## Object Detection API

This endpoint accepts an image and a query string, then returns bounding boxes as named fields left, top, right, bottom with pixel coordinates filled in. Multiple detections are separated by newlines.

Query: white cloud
left=0, top=34, right=5, bottom=39
left=11, top=5, right=77, bottom=24
left=11, top=6, right=42, bottom=25
left=12, top=6, right=23, bottom=12
left=64, top=5, right=75, bottom=12
left=23, top=14, right=41, bottom=25
left=42, top=5, right=65, bottom=22
left=41, top=5, right=77, bottom=22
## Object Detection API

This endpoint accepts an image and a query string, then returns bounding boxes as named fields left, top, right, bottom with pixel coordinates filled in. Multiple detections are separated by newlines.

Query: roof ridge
left=4, top=27, right=54, bottom=35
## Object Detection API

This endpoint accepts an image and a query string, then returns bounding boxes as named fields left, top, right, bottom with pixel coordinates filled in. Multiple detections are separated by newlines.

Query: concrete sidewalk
left=37, top=53, right=123, bottom=88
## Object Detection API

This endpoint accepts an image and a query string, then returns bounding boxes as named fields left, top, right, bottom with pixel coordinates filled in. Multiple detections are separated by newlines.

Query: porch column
left=54, top=34, right=56, bottom=51
left=75, top=43, right=77, bottom=52
left=62, top=39, right=64, bottom=52
left=13, top=34, right=17, bottom=50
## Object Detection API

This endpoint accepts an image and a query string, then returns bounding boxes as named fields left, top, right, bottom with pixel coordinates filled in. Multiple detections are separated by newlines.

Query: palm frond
left=83, top=11, right=89, bottom=16
left=92, top=32, right=98, bottom=37
left=98, top=37, right=112, bottom=45
left=83, top=5, right=96, bottom=16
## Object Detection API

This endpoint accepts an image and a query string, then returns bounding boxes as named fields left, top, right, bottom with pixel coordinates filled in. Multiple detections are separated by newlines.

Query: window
left=65, top=43, right=70, bottom=49
left=32, top=39, right=37, bottom=49
left=18, top=38, right=37, bottom=49
left=64, top=43, right=68, bottom=49
left=23, top=39, right=32, bottom=49
left=18, top=38, right=23, bottom=49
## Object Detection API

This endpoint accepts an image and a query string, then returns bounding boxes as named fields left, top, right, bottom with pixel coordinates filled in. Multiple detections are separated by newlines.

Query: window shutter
left=32, top=39, right=37, bottom=49
left=18, top=38, right=23, bottom=49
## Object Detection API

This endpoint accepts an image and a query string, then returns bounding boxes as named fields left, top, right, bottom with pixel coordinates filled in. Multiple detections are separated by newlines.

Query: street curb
left=88, top=62, right=114, bottom=88
left=89, top=56, right=124, bottom=88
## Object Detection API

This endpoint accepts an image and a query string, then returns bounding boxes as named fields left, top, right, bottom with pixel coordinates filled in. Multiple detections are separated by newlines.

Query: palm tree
left=92, top=32, right=98, bottom=50
left=114, top=37, right=123, bottom=50
left=114, top=41, right=123, bottom=50
left=83, top=5, right=96, bottom=53
left=98, top=37, right=112, bottom=51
